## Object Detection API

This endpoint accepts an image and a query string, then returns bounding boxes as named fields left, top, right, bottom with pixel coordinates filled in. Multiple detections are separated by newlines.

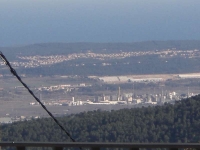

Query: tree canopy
left=1, top=95, right=200, bottom=143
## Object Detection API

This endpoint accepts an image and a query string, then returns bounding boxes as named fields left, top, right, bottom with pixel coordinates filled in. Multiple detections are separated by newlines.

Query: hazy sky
left=0, top=0, right=200, bottom=46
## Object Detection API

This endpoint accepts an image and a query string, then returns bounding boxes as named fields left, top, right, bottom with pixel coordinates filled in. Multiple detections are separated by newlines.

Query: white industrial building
left=178, top=74, right=200, bottom=79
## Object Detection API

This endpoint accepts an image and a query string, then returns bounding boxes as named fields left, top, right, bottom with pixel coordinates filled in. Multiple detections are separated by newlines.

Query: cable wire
left=0, top=51, right=77, bottom=143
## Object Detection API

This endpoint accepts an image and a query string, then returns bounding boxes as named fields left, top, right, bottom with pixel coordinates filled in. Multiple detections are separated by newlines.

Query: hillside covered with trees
left=1, top=95, right=200, bottom=143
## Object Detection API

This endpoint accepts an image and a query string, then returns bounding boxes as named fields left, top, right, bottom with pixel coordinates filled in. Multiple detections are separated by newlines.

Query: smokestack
left=118, top=86, right=121, bottom=101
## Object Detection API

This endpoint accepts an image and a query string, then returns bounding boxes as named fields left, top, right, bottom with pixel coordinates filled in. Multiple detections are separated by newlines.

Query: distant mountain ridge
left=1, top=40, right=200, bottom=76
left=1, top=40, right=200, bottom=57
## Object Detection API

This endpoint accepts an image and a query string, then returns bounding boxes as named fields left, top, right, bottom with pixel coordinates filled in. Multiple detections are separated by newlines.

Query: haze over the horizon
left=1, top=0, right=200, bottom=47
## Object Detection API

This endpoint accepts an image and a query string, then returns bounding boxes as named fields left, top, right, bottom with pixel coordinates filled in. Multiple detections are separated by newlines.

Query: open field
left=0, top=99, right=138, bottom=118
left=1, top=72, right=200, bottom=89
left=0, top=76, right=93, bottom=89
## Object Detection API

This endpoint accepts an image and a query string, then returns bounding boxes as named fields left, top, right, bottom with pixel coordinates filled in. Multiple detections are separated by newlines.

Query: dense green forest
left=1, top=95, right=200, bottom=143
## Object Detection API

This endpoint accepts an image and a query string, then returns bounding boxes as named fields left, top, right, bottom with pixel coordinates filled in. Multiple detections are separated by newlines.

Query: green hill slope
left=1, top=95, right=200, bottom=143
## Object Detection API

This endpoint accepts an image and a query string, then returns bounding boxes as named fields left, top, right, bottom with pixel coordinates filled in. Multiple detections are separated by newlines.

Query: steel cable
left=0, top=52, right=77, bottom=143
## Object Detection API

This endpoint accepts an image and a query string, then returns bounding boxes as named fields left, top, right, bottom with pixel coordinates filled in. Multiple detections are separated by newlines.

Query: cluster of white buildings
left=38, top=84, right=71, bottom=91
left=29, top=87, right=198, bottom=107
left=85, top=90, right=196, bottom=106
left=37, top=83, right=89, bottom=92
left=178, top=73, right=200, bottom=79
left=30, top=99, right=71, bottom=106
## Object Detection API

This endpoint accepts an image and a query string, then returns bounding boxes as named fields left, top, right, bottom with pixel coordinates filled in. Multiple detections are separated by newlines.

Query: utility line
left=0, top=52, right=77, bottom=143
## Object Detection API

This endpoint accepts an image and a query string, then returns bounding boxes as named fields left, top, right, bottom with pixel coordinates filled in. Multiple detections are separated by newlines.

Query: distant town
left=1, top=49, right=199, bottom=68
left=1, top=72, right=200, bottom=124
left=1, top=44, right=200, bottom=124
